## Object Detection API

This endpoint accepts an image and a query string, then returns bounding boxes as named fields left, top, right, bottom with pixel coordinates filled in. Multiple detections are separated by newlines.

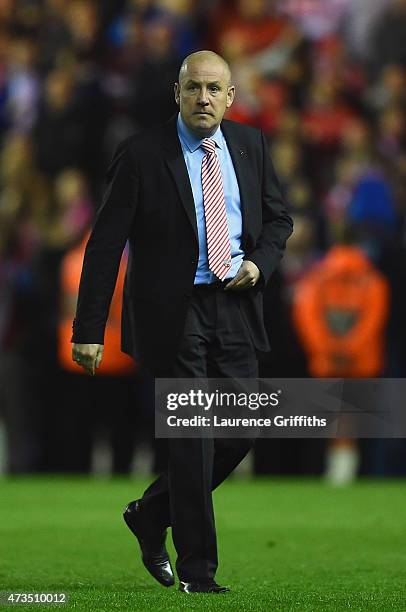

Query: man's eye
left=210, top=87, right=219, bottom=93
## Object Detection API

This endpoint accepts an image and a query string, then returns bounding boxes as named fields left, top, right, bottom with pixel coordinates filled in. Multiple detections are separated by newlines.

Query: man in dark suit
left=72, top=50, right=293, bottom=594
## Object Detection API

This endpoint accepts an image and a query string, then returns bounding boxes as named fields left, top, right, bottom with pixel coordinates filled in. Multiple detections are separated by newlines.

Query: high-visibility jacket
left=58, top=233, right=135, bottom=375
left=292, top=246, right=389, bottom=377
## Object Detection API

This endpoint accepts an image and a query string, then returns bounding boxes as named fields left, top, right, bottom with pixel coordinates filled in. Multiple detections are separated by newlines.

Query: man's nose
left=197, top=89, right=209, bottom=105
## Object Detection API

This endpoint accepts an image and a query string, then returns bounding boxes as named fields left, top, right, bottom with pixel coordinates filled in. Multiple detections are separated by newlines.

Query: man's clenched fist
left=224, top=260, right=261, bottom=291
left=72, top=343, right=104, bottom=375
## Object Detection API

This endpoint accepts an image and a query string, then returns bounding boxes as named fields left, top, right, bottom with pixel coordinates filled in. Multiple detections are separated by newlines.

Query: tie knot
left=201, top=138, right=216, bottom=155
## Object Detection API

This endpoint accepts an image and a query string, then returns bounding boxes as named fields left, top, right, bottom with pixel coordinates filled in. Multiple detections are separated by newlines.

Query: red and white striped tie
left=201, top=138, right=231, bottom=280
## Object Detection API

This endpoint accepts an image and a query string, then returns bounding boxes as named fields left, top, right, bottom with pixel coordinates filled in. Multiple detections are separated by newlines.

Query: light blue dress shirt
left=177, top=113, right=244, bottom=284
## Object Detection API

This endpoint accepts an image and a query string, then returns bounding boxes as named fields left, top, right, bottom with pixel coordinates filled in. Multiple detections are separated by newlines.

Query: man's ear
left=174, top=82, right=180, bottom=105
left=226, top=85, right=235, bottom=109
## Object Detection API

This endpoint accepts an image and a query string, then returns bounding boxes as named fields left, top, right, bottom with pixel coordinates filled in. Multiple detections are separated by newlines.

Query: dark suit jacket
left=72, top=117, right=293, bottom=372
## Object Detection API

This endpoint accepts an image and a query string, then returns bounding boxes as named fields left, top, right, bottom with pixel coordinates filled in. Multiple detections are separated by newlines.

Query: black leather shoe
left=179, top=580, right=230, bottom=593
left=123, top=499, right=175, bottom=587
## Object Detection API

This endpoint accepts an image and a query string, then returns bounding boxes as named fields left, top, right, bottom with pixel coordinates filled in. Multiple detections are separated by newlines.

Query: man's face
left=174, top=58, right=235, bottom=137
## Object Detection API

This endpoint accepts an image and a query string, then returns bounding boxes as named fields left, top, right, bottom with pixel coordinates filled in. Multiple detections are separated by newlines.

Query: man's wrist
left=71, top=320, right=105, bottom=345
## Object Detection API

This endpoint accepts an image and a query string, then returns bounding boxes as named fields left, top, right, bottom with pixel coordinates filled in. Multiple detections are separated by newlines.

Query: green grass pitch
left=1, top=477, right=406, bottom=611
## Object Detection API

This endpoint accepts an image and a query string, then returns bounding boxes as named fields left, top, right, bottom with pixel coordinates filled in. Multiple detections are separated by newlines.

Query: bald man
left=72, top=51, right=293, bottom=593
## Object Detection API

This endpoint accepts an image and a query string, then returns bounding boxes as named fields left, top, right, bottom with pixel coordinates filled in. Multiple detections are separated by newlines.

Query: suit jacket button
left=184, top=293, right=191, bottom=301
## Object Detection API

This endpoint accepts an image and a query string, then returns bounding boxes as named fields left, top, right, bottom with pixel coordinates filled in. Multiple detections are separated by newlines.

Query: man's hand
left=224, top=260, right=261, bottom=291
left=72, top=343, right=104, bottom=375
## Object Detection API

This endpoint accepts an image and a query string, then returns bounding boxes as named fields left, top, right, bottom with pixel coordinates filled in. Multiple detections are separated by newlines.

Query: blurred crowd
left=1, top=0, right=406, bottom=477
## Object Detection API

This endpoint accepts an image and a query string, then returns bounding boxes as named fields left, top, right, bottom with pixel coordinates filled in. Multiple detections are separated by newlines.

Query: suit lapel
left=220, top=120, right=250, bottom=247
left=163, top=118, right=198, bottom=242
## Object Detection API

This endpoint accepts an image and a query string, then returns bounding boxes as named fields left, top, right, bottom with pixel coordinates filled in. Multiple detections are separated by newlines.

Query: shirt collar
left=177, top=113, right=223, bottom=153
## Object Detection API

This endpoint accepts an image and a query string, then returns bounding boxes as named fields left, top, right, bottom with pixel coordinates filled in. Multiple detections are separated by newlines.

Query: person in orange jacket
left=293, top=244, right=389, bottom=378
left=59, top=232, right=135, bottom=376
left=58, top=232, right=141, bottom=473
left=292, top=244, right=390, bottom=484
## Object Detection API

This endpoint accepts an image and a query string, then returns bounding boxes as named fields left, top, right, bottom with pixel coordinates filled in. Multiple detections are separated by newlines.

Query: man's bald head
left=178, top=51, right=232, bottom=86
left=174, top=50, right=235, bottom=137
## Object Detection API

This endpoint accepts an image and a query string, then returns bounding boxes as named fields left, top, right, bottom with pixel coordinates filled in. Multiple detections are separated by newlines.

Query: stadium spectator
left=211, top=0, right=293, bottom=60
left=293, top=245, right=389, bottom=377
left=341, top=0, right=388, bottom=62
left=279, top=0, right=351, bottom=41
left=292, top=244, right=390, bottom=483
left=368, top=0, right=406, bottom=77
left=6, top=36, right=40, bottom=132
left=57, top=232, right=139, bottom=473
left=0, top=132, right=51, bottom=472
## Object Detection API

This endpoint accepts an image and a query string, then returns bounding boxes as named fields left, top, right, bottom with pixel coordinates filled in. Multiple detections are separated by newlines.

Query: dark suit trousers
left=141, top=284, right=258, bottom=582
